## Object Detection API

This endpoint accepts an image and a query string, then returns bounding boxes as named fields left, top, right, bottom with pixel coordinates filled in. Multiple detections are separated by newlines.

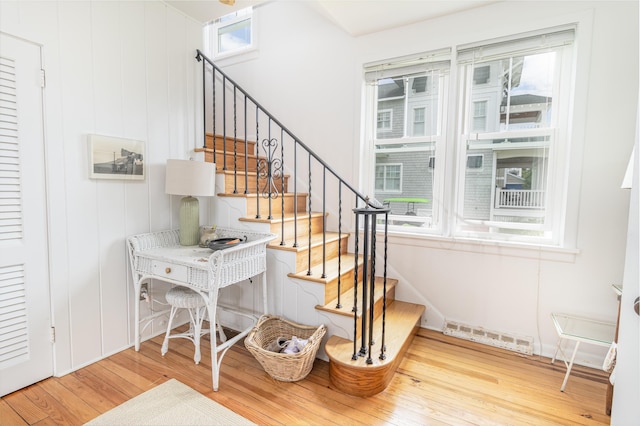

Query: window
left=412, top=76, right=428, bottom=93
left=205, top=7, right=255, bottom=58
left=363, top=28, right=576, bottom=246
left=456, top=28, right=574, bottom=244
left=473, top=65, right=490, bottom=84
left=375, top=164, right=402, bottom=192
left=364, top=49, right=450, bottom=227
left=413, top=107, right=426, bottom=136
left=377, top=109, right=392, bottom=131
left=466, top=154, right=483, bottom=169
left=472, top=101, right=487, bottom=132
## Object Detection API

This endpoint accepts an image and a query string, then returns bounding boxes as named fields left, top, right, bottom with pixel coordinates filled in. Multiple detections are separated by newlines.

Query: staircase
left=195, top=50, right=425, bottom=397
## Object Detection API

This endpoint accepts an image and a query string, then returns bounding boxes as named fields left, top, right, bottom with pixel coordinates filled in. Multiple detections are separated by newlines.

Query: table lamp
left=165, top=159, right=216, bottom=245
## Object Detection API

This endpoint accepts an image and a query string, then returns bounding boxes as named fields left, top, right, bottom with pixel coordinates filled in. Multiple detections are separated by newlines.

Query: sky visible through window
left=511, top=52, right=555, bottom=97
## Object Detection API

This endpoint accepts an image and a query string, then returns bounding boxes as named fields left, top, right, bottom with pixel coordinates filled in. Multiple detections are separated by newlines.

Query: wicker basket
left=245, top=315, right=326, bottom=382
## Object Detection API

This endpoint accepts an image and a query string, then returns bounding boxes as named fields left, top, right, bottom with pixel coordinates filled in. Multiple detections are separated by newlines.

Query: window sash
left=457, top=26, right=575, bottom=64
left=208, top=7, right=254, bottom=58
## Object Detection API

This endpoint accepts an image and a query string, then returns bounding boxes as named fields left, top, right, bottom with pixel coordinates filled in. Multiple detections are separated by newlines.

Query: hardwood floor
left=1, top=327, right=611, bottom=425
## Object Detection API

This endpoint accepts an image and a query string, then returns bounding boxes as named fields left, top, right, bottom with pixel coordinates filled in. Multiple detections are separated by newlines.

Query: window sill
left=381, top=229, right=579, bottom=263
left=212, top=47, right=259, bottom=67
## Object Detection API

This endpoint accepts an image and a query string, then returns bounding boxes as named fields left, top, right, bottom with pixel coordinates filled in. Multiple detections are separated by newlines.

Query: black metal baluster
left=200, top=56, right=206, bottom=149
left=359, top=212, right=369, bottom=357
left=233, top=86, right=238, bottom=194
left=280, top=128, right=285, bottom=246
left=243, top=97, right=248, bottom=194
left=336, top=183, right=342, bottom=309
left=321, top=167, right=326, bottom=279
left=380, top=210, right=389, bottom=361
left=293, top=141, right=298, bottom=248
left=212, top=68, right=216, bottom=161
left=255, top=107, right=260, bottom=218
left=306, top=153, right=312, bottom=276
left=222, top=75, right=227, bottom=170
left=352, top=212, right=360, bottom=360
left=268, top=121, right=273, bottom=219
left=367, top=215, right=377, bottom=365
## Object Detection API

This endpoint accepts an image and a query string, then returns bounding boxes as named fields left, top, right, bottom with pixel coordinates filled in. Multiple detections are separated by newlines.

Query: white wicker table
left=127, top=227, right=276, bottom=391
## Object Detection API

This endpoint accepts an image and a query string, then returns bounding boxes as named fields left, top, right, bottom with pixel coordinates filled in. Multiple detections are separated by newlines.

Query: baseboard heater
left=443, top=320, right=534, bottom=355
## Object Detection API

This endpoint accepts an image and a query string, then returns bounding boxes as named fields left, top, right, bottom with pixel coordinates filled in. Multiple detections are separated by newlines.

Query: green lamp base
left=179, top=196, right=200, bottom=246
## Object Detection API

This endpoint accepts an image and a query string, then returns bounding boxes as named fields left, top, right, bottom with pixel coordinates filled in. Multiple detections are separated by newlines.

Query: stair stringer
left=283, top=273, right=373, bottom=362
left=210, top=191, right=251, bottom=228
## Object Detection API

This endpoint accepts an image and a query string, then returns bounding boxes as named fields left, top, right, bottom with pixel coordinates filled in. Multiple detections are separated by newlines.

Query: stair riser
left=323, top=264, right=360, bottom=304
left=294, top=236, right=349, bottom=273
left=324, top=301, right=426, bottom=397
left=274, top=215, right=324, bottom=241
left=203, top=151, right=258, bottom=171
left=206, top=134, right=256, bottom=156
left=221, top=173, right=288, bottom=194
left=246, top=195, right=308, bottom=217
left=351, top=285, right=396, bottom=340
left=328, top=323, right=418, bottom=397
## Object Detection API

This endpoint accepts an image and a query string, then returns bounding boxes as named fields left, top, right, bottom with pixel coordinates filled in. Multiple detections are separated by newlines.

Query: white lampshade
left=166, top=159, right=216, bottom=196
left=165, top=159, right=216, bottom=245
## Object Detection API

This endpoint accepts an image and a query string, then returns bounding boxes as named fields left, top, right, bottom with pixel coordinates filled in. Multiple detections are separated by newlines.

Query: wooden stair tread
left=325, top=300, right=424, bottom=367
left=218, top=192, right=308, bottom=198
left=239, top=211, right=326, bottom=224
left=267, top=231, right=347, bottom=251
left=287, top=253, right=360, bottom=283
left=324, top=300, right=425, bottom=397
left=316, top=276, right=397, bottom=316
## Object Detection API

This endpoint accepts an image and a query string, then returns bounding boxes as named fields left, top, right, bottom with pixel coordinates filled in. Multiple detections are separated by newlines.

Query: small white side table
left=551, top=313, right=616, bottom=391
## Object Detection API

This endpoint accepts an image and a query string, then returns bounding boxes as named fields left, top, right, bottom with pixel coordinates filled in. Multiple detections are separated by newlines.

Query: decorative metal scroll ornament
left=258, top=138, right=282, bottom=199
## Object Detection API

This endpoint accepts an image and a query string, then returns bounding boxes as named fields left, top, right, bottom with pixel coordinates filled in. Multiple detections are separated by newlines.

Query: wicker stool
left=161, top=286, right=226, bottom=364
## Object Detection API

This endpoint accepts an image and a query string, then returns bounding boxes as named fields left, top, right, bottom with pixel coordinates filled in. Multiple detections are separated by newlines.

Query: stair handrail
left=196, top=50, right=391, bottom=358
left=196, top=49, right=380, bottom=210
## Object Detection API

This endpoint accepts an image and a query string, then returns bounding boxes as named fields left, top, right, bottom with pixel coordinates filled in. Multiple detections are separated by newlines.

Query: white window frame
left=472, top=101, right=487, bottom=132
left=375, top=163, right=403, bottom=193
left=412, top=107, right=426, bottom=136
left=377, top=109, right=393, bottom=132
left=206, top=7, right=256, bottom=60
left=361, top=25, right=580, bottom=249
left=364, top=54, right=450, bottom=234
left=454, top=27, right=576, bottom=246
left=473, top=65, right=491, bottom=85
left=466, top=154, right=484, bottom=171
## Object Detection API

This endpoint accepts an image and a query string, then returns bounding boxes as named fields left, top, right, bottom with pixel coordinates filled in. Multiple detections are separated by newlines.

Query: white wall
left=0, top=1, right=203, bottom=374
left=216, top=0, right=638, bottom=367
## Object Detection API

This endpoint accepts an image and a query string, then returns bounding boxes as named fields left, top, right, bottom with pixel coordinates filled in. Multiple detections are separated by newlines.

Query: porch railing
left=495, top=189, right=545, bottom=209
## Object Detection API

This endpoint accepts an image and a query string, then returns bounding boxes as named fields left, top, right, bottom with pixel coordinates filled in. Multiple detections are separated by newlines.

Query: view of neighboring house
left=373, top=51, right=556, bottom=237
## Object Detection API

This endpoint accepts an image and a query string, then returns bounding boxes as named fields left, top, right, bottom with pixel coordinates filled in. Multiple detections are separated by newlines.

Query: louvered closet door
left=0, top=33, right=52, bottom=397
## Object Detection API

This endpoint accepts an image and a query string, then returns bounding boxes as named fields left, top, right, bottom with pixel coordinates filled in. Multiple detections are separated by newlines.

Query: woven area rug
left=85, top=379, right=256, bottom=426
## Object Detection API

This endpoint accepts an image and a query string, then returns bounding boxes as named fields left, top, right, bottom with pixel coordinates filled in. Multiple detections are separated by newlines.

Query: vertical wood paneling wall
left=0, top=0, right=203, bottom=375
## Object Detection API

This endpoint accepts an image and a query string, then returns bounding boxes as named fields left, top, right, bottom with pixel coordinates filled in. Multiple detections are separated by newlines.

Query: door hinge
left=40, top=69, right=46, bottom=88
left=50, top=326, right=55, bottom=343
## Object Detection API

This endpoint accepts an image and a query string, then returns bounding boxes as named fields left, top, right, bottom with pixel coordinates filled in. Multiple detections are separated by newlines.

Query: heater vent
left=443, top=320, right=533, bottom=355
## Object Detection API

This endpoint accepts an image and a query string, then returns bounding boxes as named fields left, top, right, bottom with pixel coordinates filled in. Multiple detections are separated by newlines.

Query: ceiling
left=167, top=0, right=499, bottom=36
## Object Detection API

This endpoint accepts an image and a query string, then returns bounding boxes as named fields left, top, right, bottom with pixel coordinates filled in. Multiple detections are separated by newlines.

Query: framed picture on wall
left=89, top=134, right=145, bottom=180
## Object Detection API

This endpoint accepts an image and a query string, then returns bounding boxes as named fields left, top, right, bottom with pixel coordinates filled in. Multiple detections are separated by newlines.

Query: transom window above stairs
left=204, top=6, right=255, bottom=59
